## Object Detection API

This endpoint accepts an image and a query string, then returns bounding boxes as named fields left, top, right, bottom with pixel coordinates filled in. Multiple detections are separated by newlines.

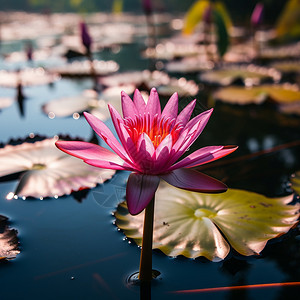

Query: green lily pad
left=291, top=171, right=300, bottom=195
left=271, top=61, right=300, bottom=73
left=200, top=65, right=281, bottom=86
left=0, top=215, right=20, bottom=261
left=213, top=84, right=300, bottom=105
left=115, top=184, right=299, bottom=261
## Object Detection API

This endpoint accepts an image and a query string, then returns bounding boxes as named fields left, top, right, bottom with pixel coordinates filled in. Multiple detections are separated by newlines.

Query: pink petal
left=107, top=104, right=125, bottom=141
left=185, top=108, right=213, bottom=133
left=137, top=133, right=155, bottom=171
left=167, top=121, right=203, bottom=167
left=176, top=99, right=196, bottom=126
left=161, top=92, right=178, bottom=120
left=133, top=89, right=146, bottom=113
left=160, top=169, right=227, bottom=193
left=55, top=140, right=129, bottom=170
left=84, top=159, right=133, bottom=170
left=172, top=145, right=238, bottom=169
left=154, top=134, right=172, bottom=171
left=137, top=133, right=155, bottom=157
left=168, top=146, right=224, bottom=170
left=121, top=91, right=138, bottom=118
left=126, top=173, right=160, bottom=215
left=171, top=108, right=213, bottom=160
left=83, top=112, right=130, bottom=163
left=117, top=122, right=143, bottom=172
left=145, top=88, right=161, bottom=118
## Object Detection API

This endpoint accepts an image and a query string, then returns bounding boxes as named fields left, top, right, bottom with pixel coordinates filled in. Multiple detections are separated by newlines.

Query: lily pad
left=0, top=97, right=13, bottom=110
left=49, top=60, right=119, bottom=77
left=115, top=184, right=299, bottom=261
left=0, top=137, right=115, bottom=199
left=199, top=65, right=281, bottom=86
left=279, top=102, right=300, bottom=116
left=43, top=86, right=134, bottom=120
left=291, top=171, right=300, bottom=195
left=271, top=61, right=300, bottom=74
left=99, top=70, right=170, bottom=89
left=213, top=84, right=300, bottom=105
left=0, top=68, right=59, bottom=88
left=0, top=215, right=20, bottom=261
left=165, top=58, right=215, bottom=74
left=99, top=70, right=199, bottom=97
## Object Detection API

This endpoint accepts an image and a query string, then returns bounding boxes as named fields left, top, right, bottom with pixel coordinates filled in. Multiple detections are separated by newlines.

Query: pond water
left=0, top=12, right=300, bottom=300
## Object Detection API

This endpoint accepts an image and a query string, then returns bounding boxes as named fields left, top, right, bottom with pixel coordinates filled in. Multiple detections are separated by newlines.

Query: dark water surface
left=0, top=16, right=300, bottom=300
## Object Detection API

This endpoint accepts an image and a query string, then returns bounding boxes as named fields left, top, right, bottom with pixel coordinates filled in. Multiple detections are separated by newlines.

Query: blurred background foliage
left=1, top=0, right=286, bottom=26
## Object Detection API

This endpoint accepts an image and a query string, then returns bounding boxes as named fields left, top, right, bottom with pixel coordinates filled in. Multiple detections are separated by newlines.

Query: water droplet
left=73, top=113, right=80, bottom=120
left=6, top=192, right=14, bottom=200
left=48, top=112, right=55, bottom=119
left=70, top=276, right=75, bottom=280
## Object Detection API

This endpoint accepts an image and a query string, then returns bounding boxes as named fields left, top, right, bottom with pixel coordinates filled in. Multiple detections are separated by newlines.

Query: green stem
left=138, top=196, right=155, bottom=283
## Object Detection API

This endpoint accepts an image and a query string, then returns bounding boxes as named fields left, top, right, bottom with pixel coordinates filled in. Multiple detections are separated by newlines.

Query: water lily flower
left=79, top=21, right=92, bottom=54
left=251, top=3, right=264, bottom=27
left=56, top=88, right=237, bottom=215
left=142, top=0, right=152, bottom=15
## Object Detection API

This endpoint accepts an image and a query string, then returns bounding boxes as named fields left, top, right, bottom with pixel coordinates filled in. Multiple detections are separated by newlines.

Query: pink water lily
left=56, top=88, right=237, bottom=215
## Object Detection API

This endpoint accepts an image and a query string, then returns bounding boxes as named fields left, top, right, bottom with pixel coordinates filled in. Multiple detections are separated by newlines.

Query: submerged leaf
left=115, top=184, right=299, bottom=261
left=0, top=138, right=115, bottom=199
left=0, top=215, right=20, bottom=261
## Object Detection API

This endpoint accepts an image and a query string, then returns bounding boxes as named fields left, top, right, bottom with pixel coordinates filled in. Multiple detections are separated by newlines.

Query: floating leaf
left=43, top=86, right=134, bottom=120
left=43, top=89, right=100, bottom=119
left=166, top=58, right=214, bottom=74
left=0, top=97, right=13, bottom=110
left=99, top=70, right=170, bottom=89
left=0, top=215, right=20, bottom=261
left=271, top=61, right=300, bottom=73
left=99, top=70, right=199, bottom=97
left=291, top=171, right=300, bottom=195
left=0, top=137, right=115, bottom=199
left=213, top=87, right=267, bottom=105
left=279, top=102, right=300, bottom=116
left=115, top=184, right=299, bottom=261
left=142, top=44, right=202, bottom=60
left=49, top=60, right=119, bottom=77
left=200, top=65, right=281, bottom=86
left=213, top=84, right=300, bottom=105
left=0, top=68, right=59, bottom=88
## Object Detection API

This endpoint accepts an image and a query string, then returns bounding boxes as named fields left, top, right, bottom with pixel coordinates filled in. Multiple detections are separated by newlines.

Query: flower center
left=194, top=208, right=217, bottom=219
left=32, top=163, right=46, bottom=170
left=124, top=113, right=182, bottom=148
